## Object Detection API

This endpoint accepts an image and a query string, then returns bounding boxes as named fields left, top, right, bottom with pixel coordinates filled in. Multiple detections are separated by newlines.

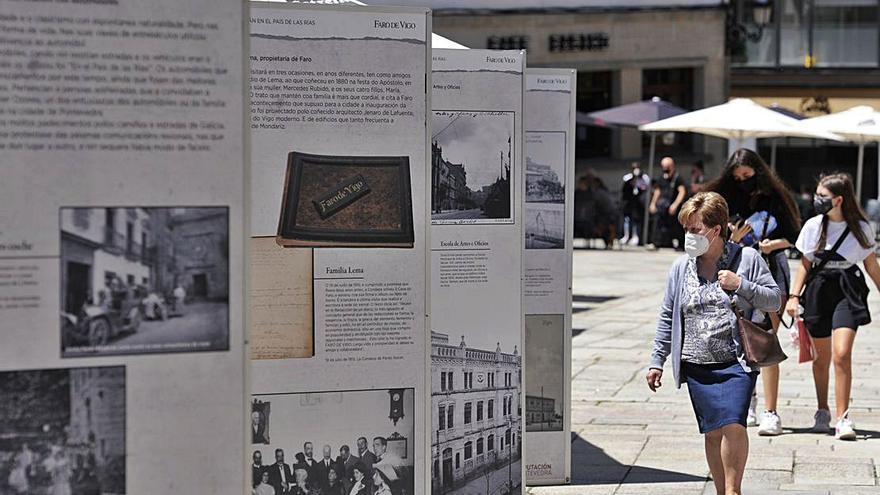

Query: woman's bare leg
left=832, top=328, right=857, bottom=418
left=704, top=428, right=725, bottom=494
left=812, top=337, right=832, bottom=411
left=720, top=424, right=749, bottom=495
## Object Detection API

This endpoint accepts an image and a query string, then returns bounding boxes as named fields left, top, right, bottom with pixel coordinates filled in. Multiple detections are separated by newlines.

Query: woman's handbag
left=796, top=318, right=815, bottom=363
left=724, top=246, right=788, bottom=368
left=731, top=300, right=788, bottom=368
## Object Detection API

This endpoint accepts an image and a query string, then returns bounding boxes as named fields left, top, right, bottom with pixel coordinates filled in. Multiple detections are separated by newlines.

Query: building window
left=477, top=401, right=483, bottom=421
left=441, top=372, right=447, bottom=391
left=439, top=405, right=446, bottom=430
left=455, top=453, right=460, bottom=469
left=477, top=437, right=484, bottom=455
left=464, top=402, right=472, bottom=424
left=448, top=372, right=453, bottom=391
left=464, top=441, right=472, bottom=460
left=488, top=435, right=495, bottom=451
left=505, top=429, right=511, bottom=446
left=73, top=208, right=90, bottom=229
left=447, top=404, right=454, bottom=428
left=126, top=222, right=134, bottom=254
left=488, top=399, right=494, bottom=419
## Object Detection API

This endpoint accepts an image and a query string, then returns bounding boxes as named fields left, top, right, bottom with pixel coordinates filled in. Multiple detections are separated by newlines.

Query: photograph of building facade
left=60, top=207, right=229, bottom=355
left=68, top=367, right=126, bottom=492
left=525, top=395, right=562, bottom=432
left=432, top=142, right=471, bottom=213
left=525, top=158, right=563, bottom=203
left=431, top=331, right=522, bottom=494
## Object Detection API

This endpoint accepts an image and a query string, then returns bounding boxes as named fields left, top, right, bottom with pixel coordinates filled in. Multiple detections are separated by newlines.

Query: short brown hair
left=678, top=191, right=729, bottom=237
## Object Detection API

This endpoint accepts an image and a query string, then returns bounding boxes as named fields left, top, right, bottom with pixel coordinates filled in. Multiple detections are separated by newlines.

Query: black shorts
left=807, top=276, right=859, bottom=338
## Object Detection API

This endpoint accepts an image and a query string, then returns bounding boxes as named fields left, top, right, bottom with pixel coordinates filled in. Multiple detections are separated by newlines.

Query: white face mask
left=684, top=229, right=716, bottom=258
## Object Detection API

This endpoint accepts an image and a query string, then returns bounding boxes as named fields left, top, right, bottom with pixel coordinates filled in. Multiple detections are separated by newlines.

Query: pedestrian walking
left=786, top=173, right=880, bottom=440
left=689, top=160, right=706, bottom=195
left=620, top=161, right=650, bottom=246
left=705, top=148, right=801, bottom=435
left=648, top=157, right=687, bottom=250
left=647, top=191, right=781, bottom=495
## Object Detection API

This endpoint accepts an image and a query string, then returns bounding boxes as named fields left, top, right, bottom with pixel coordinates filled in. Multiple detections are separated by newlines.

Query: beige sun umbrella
left=795, top=106, right=880, bottom=199
left=639, top=98, right=842, bottom=142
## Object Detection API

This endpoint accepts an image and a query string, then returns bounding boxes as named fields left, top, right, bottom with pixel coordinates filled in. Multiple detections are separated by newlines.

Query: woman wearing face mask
left=647, top=192, right=781, bottom=495
left=786, top=173, right=880, bottom=440
left=705, top=148, right=801, bottom=436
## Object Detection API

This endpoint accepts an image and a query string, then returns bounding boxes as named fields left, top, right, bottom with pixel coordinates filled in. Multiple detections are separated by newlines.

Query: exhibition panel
left=0, top=0, right=250, bottom=492
left=248, top=3, right=432, bottom=494
left=522, top=69, right=576, bottom=486
left=430, top=48, right=526, bottom=495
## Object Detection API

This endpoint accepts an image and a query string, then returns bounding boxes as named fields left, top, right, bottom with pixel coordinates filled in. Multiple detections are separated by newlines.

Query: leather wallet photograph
left=277, top=152, right=415, bottom=248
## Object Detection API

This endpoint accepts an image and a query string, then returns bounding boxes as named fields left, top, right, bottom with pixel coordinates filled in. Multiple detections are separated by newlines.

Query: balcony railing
left=103, top=227, right=125, bottom=254
left=125, top=241, right=143, bottom=262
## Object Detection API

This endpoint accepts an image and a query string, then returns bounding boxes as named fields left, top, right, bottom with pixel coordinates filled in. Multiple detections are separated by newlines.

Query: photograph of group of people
left=251, top=389, right=415, bottom=495
left=0, top=367, right=126, bottom=495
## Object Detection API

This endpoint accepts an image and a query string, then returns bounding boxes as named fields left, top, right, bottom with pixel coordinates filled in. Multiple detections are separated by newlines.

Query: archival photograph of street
left=431, top=110, right=515, bottom=225
left=0, top=366, right=126, bottom=495
left=60, top=207, right=229, bottom=357
left=525, top=131, right=566, bottom=249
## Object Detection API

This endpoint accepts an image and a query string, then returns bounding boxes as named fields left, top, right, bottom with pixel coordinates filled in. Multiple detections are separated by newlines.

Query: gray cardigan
left=649, top=243, right=782, bottom=388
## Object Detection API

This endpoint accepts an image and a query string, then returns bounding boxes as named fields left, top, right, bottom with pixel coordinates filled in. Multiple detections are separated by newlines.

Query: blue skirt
left=682, top=361, right=758, bottom=433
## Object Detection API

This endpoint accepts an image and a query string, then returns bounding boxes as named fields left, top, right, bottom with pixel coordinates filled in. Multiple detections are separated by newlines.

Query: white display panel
left=0, top=0, right=248, bottom=492
left=522, top=69, right=576, bottom=486
left=430, top=48, right=526, bottom=495
left=248, top=3, right=431, bottom=494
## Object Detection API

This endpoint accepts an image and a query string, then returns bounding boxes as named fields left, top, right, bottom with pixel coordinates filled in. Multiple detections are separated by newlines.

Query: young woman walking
left=786, top=173, right=880, bottom=440
left=705, top=148, right=801, bottom=436
left=647, top=192, right=781, bottom=495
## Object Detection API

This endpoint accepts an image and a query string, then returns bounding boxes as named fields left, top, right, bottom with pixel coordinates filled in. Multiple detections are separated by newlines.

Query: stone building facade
left=431, top=331, right=522, bottom=492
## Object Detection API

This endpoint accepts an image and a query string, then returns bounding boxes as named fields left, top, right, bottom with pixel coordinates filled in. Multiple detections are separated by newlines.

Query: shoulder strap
left=801, top=224, right=852, bottom=294
left=814, top=225, right=851, bottom=271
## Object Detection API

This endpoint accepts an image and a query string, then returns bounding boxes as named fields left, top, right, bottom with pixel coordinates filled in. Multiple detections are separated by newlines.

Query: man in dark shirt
left=648, top=157, right=687, bottom=250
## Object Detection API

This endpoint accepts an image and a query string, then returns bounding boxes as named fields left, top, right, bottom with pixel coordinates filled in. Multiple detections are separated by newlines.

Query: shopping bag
left=797, top=318, right=814, bottom=363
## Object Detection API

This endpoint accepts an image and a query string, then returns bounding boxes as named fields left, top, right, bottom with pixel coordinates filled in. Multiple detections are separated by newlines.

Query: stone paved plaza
left=528, top=248, right=880, bottom=495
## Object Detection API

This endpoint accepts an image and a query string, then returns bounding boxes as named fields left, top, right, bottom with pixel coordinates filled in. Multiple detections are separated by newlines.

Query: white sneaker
left=812, top=409, right=832, bottom=433
left=757, top=410, right=782, bottom=436
left=746, top=395, right=758, bottom=427
left=835, top=412, right=856, bottom=441
left=620, top=235, right=630, bottom=245
left=628, top=235, right=640, bottom=246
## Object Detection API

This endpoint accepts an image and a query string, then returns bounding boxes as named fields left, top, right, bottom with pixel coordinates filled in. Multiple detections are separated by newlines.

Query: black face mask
left=813, top=196, right=834, bottom=215
left=736, top=175, right=757, bottom=193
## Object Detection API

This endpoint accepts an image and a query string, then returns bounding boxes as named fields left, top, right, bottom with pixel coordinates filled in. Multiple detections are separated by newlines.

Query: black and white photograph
left=525, top=315, right=564, bottom=433
left=0, top=366, right=126, bottom=495
left=60, top=207, right=230, bottom=357
left=431, top=331, right=522, bottom=495
left=431, top=111, right=515, bottom=225
left=525, top=131, right=566, bottom=250
left=252, top=400, right=271, bottom=445
left=250, top=388, right=414, bottom=495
